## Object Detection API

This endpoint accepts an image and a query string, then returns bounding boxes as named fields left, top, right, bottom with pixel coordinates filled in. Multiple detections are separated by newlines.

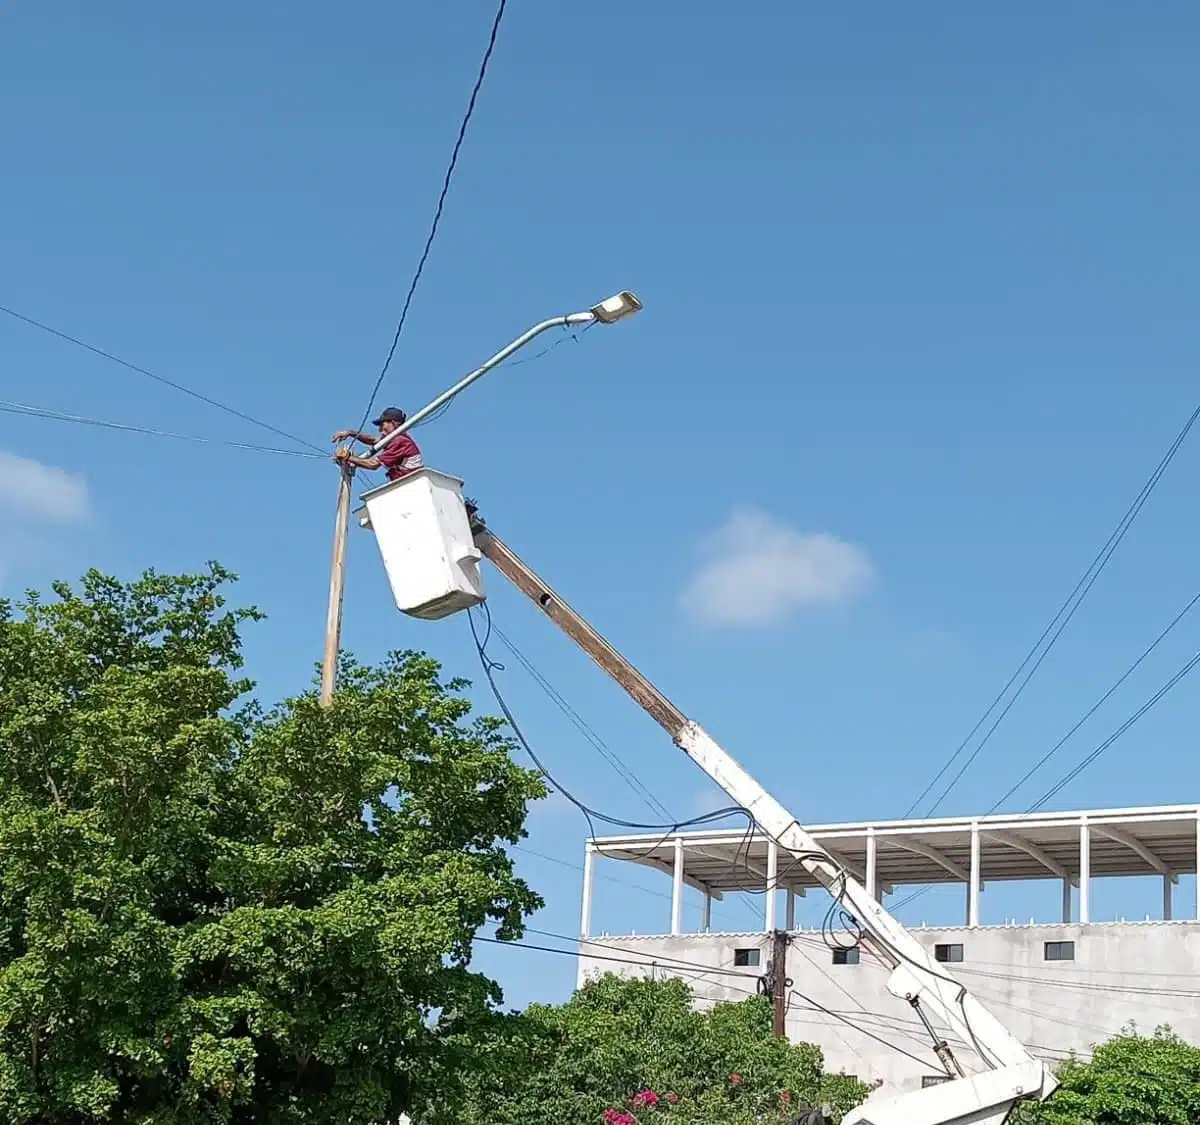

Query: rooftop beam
left=988, top=830, right=1072, bottom=883
left=884, top=837, right=971, bottom=883
left=823, top=847, right=893, bottom=896
left=595, top=849, right=725, bottom=900
left=985, top=829, right=1075, bottom=884
left=690, top=846, right=809, bottom=898
left=1092, top=823, right=1176, bottom=881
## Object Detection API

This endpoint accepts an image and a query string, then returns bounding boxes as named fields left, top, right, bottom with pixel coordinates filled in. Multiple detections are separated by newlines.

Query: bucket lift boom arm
left=467, top=510, right=1056, bottom=1125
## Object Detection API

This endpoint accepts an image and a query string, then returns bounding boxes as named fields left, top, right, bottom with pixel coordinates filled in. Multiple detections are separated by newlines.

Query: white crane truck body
left=356, top=470, right=1058, bottom=1125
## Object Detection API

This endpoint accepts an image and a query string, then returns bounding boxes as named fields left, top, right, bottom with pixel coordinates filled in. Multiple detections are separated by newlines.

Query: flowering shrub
left=602, top=1083, right=828, bottom=1124
left=438, top=975, right=868, bottom=1125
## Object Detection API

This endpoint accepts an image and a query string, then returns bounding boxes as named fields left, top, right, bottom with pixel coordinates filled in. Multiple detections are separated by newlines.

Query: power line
left=490, top=620, right=677, bottom=822
left=787, top=992, right=931, bottom=1070
left=468, top=602, right=750, bottom=841
left=486, top=926, right=1182, bottom=1078
left=1026, top=643, right=1200, bottom=812
left=478, top=929, right=937, bottom=1069
left=819, top=929, right=1200, bottom=1000
left=959, top=962, right=1200, bottom=1000
left=888, top=647, right=1200, bottom=918
left=986, top=588, right=1200, bottom=812
left=528, top=923, right=923, bottom=1068
left=906, top=398, right=1200, bottom=818
left=477, top=932, right=760, bottom=986
left=0, top=398, right=324, bottom=459
left=357, top=0, right=508, bottom=431
left=0, top=303, right=323, bottom=455
left=889, top=594, right=1200, bottom=912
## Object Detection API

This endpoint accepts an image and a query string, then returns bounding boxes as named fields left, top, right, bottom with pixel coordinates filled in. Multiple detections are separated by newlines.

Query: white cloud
left=0, top=451, right=89, bottom=526
left=681, top=508, right=873, bottom=629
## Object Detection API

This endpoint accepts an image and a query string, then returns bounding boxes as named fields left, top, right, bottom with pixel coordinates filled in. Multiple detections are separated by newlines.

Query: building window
left=733, top=948, right=761, bottom=967
left=1044, top=941, right=1075, bottom=962
left=934, top=943, right=964, bottom=963
left=832, top=947, right=860, bottom=965
left=922, top=1075, right=950, bottom=1088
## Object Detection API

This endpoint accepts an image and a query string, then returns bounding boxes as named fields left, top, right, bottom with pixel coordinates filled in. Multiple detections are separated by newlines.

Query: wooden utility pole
left=771, top=929, right=790, bottom=1037
left=320, top=464, right=355, bottom=707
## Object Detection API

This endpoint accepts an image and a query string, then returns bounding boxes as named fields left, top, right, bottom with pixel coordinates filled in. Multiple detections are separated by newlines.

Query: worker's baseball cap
left=373, top=407, right=407, bottom=426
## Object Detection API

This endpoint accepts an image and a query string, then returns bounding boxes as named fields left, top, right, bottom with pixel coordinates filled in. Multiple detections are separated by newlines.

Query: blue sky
left=3, top=2, right=1199, bottom=1009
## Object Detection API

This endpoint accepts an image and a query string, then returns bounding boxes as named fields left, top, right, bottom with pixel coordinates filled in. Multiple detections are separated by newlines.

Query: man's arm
left=330, top=429, right=379, bottom=445
left=334, top=449, right=381, bottom=470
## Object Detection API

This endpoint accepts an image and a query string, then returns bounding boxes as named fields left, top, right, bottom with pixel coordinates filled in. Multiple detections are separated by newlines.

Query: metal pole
left=370, top=312, right=596, bottom=456
left=320, top=464, right=354, bottom=707
left=580, top=844, right=595, bottom=938
left=671, top=837, right=685, bottom=936
left=968, top=820, right=981, bottom=927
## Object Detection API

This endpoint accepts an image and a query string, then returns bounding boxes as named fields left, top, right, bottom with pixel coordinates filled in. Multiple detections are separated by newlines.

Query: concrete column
left=968, top=820, right=981, bottom=928
left=866, top=827, right=878, bottom=902
left=580, top=844, right=595, bottom=938
left=765, top=837, right=778, bottom=932
left=1061, top=878, right=1071, bottom=923
left=1164, top=875, right=1173, bottom=922
left=786, top=888, right=796, bottom=930
left=1079, top=817, right=1091, bottom=925
left=671, top=837, right=685, bottom=936
left=702, top=891, right=712, bottom=933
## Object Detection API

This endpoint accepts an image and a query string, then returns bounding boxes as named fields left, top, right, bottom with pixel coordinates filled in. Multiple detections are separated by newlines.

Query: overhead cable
left=0, top=303, right=323, bottom=454
left=357, top=0, right=508, bottom=431
left=986, top=588, right=1200, bottom=811
left=1026, top=644, right=1200, bottom=812
left=907, top=397, right=1200, bottom=818
left=468, top=601, right=966, bottom=1046
left=468, top=602, right=750, bottom=840
left=0, top=398, right=323, bottom=459
left=890, top=634, right=1200, bottom=915
left=477, top=930, right=937, bottom=1069
left=490, top=619, right=677, bottom=822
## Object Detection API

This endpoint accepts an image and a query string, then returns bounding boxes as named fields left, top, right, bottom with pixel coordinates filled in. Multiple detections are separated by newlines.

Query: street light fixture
left=590, top=290, right=643, bottom=325
left=371, top=290, right=643, bottom=455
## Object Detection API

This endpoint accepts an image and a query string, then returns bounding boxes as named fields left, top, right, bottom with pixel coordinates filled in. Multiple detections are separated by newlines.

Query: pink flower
left=630, top=1091, right=659, bottom=1109
left=665, top=1093, right=679, bottom=1105
left=728, top=1073, right=743, bottom=1085
left=603, top=1111, right=637, bottom=1125
left=779, top=1091, right=792, bottom=1105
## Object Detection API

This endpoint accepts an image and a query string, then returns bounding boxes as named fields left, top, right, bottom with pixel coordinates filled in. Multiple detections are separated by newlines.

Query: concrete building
left=574, top=804, right=1200, bottom=1094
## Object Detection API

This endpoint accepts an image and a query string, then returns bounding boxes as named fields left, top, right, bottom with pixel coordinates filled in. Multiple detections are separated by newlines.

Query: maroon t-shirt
left=377, top=433, right=424, bottom=481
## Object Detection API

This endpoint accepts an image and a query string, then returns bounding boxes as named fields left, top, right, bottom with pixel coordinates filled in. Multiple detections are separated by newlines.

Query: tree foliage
left=0, top=565, right=545, bottom=1123
left=429, top=974, right=868, bottom=1125
left=1014, top=1027, right=1200, bottom=1125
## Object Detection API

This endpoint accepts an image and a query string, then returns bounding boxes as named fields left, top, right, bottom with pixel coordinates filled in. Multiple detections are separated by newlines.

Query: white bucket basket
left=355, top=468, right=485, bottom=620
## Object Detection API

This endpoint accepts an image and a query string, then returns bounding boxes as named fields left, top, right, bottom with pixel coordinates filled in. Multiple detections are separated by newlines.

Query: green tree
left=432, top=974, right=868, bottom=1125
left=1014, top=1027, right=1200, bottom=1125
left=0, top=565, right=545, bottom=1124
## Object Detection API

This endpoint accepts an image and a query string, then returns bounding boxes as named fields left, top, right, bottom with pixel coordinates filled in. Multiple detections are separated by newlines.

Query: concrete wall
left=577, top=921, right=1200, bottom=1095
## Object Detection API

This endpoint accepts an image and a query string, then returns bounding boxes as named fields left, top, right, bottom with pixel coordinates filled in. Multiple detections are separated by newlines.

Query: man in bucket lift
left=331, top=407, right=424, bottom=480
